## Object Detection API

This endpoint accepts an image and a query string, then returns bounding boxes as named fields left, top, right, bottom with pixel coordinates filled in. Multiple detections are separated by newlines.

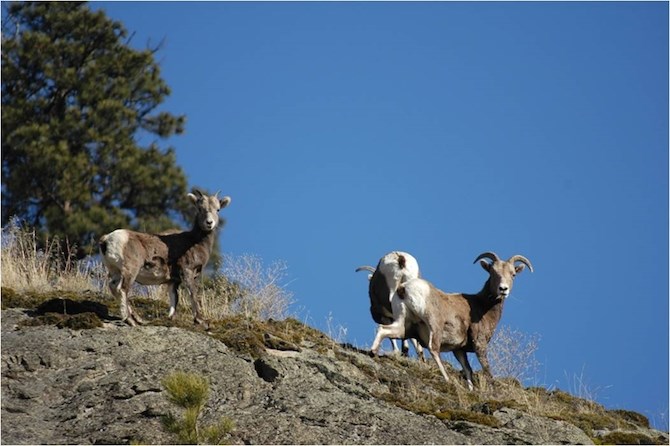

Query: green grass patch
left=161, top=371, right=234, bottom=445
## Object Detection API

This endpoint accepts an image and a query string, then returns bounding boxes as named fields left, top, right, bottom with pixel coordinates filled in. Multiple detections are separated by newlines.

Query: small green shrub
left=162, top=372, right=209, bottom=410
left=161, top=371, right=234, bottom=445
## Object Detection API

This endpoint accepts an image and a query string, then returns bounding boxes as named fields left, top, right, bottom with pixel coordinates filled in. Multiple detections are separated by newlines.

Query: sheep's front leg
left=453, top=349, right=475, bottom=391
left=474, top=344, right=494, bottom=385
left=181, top=269, right=208, bottom=329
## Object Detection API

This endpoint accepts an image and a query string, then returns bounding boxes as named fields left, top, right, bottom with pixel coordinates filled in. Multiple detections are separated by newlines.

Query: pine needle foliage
left=2, top=2, right=189, bottom=258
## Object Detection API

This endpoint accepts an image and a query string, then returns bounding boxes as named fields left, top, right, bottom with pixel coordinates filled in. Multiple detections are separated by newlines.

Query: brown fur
left=100, top=190, right=231, bottom=328
left=401, top=252, right=533, bottom=388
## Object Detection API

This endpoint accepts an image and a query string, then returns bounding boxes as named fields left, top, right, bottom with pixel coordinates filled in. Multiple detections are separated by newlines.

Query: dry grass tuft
left=1, top=224, right=294, bottom=325
left=1, top=220, right=106, bottom=293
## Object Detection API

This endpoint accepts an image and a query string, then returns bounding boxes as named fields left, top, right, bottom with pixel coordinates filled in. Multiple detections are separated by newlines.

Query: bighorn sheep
left=356, top=251, right=423, bottom=358
left=99, top=190, right=231, bottom=328
left=373, top=252, right=533, bottom=390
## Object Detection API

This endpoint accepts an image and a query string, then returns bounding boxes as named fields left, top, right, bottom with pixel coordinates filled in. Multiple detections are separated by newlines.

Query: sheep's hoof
left=123, top=317, right=137, bottom=327
left=195, top=318, right=210, bottom=331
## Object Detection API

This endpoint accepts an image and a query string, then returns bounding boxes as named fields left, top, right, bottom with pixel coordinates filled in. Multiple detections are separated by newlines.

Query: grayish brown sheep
left=99, top=190, right=231, bottom=328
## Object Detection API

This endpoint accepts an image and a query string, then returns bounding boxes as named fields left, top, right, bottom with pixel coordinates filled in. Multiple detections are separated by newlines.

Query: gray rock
left=0, top=308, right=663, bottom=445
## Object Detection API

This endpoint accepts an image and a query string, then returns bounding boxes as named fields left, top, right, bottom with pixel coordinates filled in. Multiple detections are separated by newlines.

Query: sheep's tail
left=99, top=234, right=109, bottom=256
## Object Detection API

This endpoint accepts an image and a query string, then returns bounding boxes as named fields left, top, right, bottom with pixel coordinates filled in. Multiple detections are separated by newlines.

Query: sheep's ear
left=219, top=196, right=231, bottom=209
left=479, top=260, right=491, bottom=272
left=515, top=264, right=526, bottom=274
left=187, top=193, right=198, bottom=204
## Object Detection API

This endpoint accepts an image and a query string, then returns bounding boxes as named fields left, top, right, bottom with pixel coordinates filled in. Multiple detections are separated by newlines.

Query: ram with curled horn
left=372, top=251, right=534, bottom=390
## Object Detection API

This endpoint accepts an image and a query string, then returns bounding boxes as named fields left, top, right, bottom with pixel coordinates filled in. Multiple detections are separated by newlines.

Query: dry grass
left=488, top=325, right=541, bottom=384
left=2, top=223, right=661, bottom=443
left=1, top=223, right=293, bottom=324
left=1, top=220, right=106, bottom=293
left=217, top=253, right=294, bottom=320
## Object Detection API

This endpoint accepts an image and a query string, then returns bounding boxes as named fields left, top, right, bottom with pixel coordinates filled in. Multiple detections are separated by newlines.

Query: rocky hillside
left=1, top=288, right=667, bottom=445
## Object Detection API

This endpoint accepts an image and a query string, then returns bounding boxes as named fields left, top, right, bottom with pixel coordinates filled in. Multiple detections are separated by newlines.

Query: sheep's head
left=474, top=252, right=533, bottom=299
left=188, top=190, right=232, bottom=232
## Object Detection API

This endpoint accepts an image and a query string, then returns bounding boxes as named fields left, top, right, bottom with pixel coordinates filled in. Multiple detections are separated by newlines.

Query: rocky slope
left=1, top=290, right=667, bottom=445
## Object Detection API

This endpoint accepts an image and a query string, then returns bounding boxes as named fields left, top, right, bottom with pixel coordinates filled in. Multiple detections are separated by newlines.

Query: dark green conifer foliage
left=2, top=2, right=190, bottom=257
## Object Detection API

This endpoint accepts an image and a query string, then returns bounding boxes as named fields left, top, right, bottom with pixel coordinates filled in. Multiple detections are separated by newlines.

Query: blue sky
left=95, top=1, right=668, bottom=428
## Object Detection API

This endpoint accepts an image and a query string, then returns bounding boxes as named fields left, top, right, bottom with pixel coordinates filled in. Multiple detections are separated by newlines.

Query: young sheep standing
left=374, top=251, right=533, bottom=390
left=99, top=190, right=231, bottom=328
left=357, top=251, right=423, bottom=358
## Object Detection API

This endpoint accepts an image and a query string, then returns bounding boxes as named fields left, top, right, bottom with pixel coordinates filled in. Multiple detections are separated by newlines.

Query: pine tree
left=2, top=2, right=190, bottom=257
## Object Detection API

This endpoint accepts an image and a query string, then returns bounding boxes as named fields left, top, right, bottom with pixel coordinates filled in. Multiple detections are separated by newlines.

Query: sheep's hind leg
left=120, top=274, right=144, bottom=326
left=108, top=273, right=135, bottom=326
left=412, top=339, right=425, bottom=362
left=400, top=339, right=410, bottom=357
left=167, top=283, right=179, bottom=318
left=428, top=335, right=450, bottom=384
left=371, top=321, right=405, bottom=356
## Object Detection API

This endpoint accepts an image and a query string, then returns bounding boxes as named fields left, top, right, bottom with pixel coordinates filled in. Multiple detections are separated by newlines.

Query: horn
left=193, top=189, right=203, bottom=197
left=508, top=255, right=534, bottom=273
left=355, top=266, right=376, bottom=274
left=214, top=190, right=221, bottom=199
left=473, top=252, right=500, bottom=264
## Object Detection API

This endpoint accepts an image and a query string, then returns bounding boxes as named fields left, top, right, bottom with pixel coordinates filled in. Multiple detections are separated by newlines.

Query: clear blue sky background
left=96, top=1, right=668, bottom=428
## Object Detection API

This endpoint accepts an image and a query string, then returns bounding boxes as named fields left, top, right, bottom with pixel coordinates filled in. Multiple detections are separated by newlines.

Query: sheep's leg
left=429, top=348, right=450, bottom=384
left=373, top=291, right=408, bottom=355
left=389, top=338, right=401, bottom=354
left=167, top=282, right=179, bottom=318
left=401, top=339, right=410, bottom=357
left=108, top=272, right=134, bottom=325
left=121, top=274, right=144, bottom=326
left=181, top=270, right=208, bottom=329
left=453, top=349, right=475, bottom=391
left=474, top=345, right=494, bottom=384
left=371, top=320, right=406, bottom=356
left=412, top=339, right=425, bottom=362
left=428, top=334, right=450, bottom=384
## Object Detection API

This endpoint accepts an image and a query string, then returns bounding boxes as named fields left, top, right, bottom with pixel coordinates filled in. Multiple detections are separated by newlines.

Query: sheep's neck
left=188, top=224, right=216, bottom=248
left=473, top=280, right=505, bottom=325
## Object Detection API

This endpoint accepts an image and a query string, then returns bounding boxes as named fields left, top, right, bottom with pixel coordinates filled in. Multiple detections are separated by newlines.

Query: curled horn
left=508, top=255, right=534, bottom=273
left=355, top=266, right=376, bottom=274
left=192, top=189, right=204, bottom=198
left=473, top=252, right=501, bottom=264
left=214, top=190, right=221, bottom=199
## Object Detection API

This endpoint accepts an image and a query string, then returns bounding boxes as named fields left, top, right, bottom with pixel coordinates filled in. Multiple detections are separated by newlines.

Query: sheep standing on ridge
left=99, top=190, right=231, bottom=328
left=373, top=251, right=533, bottom=390
left=357, top=251, right=423, bottom=358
